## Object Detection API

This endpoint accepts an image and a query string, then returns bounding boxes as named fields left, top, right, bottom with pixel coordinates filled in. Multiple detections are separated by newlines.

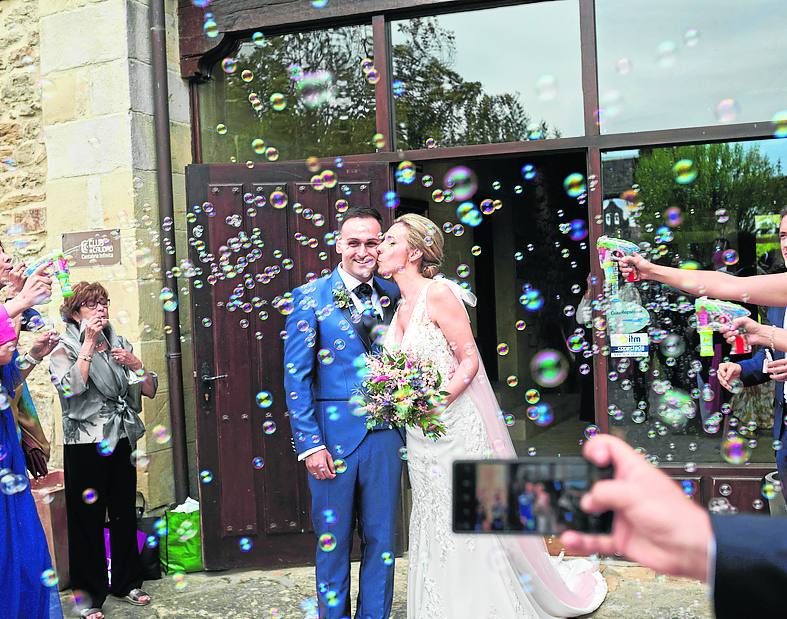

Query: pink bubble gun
left=24, top=251, right=74, bottom=298
left=695, top=296, right=750, bottom=356
left=596, top=236, right=640, bottom=297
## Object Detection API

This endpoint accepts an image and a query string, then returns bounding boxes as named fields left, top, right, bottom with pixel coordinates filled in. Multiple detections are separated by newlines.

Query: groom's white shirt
left=297, top=266, right=383, bottom=462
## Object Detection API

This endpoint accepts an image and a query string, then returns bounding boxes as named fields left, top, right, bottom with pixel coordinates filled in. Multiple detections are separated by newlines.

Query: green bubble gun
left=695, top=296, right=750, bottom=356
left=596, top=236, right=640, bottom=298
left=24, top=251, right=74, bottom=298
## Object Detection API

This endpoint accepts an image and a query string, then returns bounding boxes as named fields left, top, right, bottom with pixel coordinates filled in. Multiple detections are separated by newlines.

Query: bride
left=375, top=213, right=607, bottom=618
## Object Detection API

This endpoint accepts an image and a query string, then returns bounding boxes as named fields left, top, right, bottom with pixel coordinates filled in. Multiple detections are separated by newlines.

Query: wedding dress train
left=384, top=279, right=607, bottom=619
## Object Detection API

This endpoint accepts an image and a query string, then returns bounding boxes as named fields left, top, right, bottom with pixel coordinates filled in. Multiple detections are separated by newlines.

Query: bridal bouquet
left=357, top=350, right=448, bottom=439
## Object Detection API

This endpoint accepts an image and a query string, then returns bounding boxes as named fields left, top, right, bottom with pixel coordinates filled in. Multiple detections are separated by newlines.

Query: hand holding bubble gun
left=596, top=236, right=641, bottom=294
left=695, top=296, right=751, bottom=356
left=24, top=251, right=73, bottom=298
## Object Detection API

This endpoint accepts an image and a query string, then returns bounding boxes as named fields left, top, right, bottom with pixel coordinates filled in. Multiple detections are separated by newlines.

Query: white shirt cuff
left=298, top=445, right=327, bottom=461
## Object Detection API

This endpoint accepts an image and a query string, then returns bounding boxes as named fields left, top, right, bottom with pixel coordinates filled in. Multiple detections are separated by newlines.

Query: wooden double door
left=186, top=161, right=392, bottom=569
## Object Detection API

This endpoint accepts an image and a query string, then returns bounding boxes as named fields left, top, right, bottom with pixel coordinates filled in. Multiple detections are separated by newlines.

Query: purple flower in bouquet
left=356, top=350, right=448, bottom=439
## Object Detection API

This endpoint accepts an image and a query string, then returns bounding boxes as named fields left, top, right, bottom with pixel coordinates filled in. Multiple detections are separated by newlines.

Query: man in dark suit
left=718, top=307, right=787, bottom=502
left=561, top=434, right=787, bottom=619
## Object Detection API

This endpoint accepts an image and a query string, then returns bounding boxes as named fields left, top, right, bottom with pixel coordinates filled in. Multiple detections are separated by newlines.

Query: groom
left=283, top=206, right=403, bottom=618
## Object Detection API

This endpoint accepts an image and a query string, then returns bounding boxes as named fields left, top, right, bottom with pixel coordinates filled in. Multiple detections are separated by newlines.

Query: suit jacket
left=738, top=305, right=786, bottom=438
left=712, top=514, right=787, bottom=618
left=283, top=268, right=401, bottom=459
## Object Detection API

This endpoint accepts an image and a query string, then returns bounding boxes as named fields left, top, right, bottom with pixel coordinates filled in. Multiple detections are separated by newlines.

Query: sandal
left=120, top=588, right=151, bottom=606
left=79, top=609, right=104, bottom=619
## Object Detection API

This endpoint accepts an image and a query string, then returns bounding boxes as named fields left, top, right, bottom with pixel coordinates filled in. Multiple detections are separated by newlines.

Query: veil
left=435, top=275, right=607, bottom=616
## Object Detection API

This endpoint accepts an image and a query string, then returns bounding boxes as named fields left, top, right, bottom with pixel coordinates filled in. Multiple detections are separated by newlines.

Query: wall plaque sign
left=61, top=229, right=121, bottom=268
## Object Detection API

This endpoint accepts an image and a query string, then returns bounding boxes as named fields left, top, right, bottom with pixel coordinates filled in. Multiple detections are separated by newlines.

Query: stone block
left=40, top=69, right=82, bottom=125
left=130, top=113, right=192, bottom=174
left=87, top=58, right=131, bottom=117
left=126, top=0, right=180, bottom=67
left=128, top=59, right=191, bottom=125
left=44, top=114, right=132, bottom=179
left=38, top=0, right=106, bottom=19
left=45, top=176, right=91, bottom=233
left=40, top=0, right=128, bottom=75
left=141, top=445, right=174, bottom=509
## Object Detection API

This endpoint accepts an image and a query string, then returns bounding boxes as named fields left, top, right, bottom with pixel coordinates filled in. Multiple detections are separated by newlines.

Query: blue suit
left=284, top=268, right=403, bottom=619
left=712, top=514, right=787, bottom=618
left=738, top=306, right=787, bottom=499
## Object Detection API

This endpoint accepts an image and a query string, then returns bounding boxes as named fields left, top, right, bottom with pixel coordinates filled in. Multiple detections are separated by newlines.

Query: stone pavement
left=59, top=559, right=712, bottom=619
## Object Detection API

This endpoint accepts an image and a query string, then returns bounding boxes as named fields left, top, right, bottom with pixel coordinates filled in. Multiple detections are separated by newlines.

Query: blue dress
left=0, top=392, right=63, bottom=618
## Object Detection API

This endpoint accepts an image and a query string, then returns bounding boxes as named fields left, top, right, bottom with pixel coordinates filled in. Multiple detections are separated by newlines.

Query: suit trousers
left=308, top=429, right=403, bottom=619
left=63, top=437, right=143, bottom=609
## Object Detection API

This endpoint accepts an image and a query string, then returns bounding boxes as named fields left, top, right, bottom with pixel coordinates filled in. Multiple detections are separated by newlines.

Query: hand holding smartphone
left=453, top=458, right=613, bottom=536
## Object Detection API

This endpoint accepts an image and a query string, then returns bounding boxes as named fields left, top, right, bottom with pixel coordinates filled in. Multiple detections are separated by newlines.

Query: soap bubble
left=715, top=98, right=740, bottom=123
left=221, top=58, right=237, bottom=74
left=530, top=350, right=569, bottom=388
left=715, top=208, right=729, bottom=224
left=82, top=488, right=98, bottom=504
left=722, top=249, right=739, bottom=265
left=40, top=569, right=59, bottom=588
left=262, top=420, right=277, bottom=435
left=251, top=31, right=266, bottom=47
left=525, top=389, right=540, bottom=404
left=270, top=93, right=286, bottom=111
left=656, top=389, right=694, bottom=429
left=665, top=206, right=682, bottom=227
left=673, top=159, right=697, bottom=185
left=200, top=470, right=213, bottom=483
left=372, top=133, right=386, bottom=149
left=153, top=425, right=171, bottom=444
left=497, top=343, right=510, bottom=356
left=721, top=435, right=751, bottom=464
left=239, top=537, right=253, bottom=552
left=444, top=166, right=478, bottom=201
left=256, top=391, right=273, bottom=408
left=319, top=533, right=337, bottom=552
left=297, top=70, right=334, bottom=109
left=215, top=123, right=227, bottom=135
left=773, top=110, right=787, bottom=138
left=395, top=161, right=416, bottom=185
left=563, top=173, right=586, bottom=198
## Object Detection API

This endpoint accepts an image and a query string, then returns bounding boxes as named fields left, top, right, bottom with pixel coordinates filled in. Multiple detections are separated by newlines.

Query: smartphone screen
left=452, top=458, right=613, bottom=535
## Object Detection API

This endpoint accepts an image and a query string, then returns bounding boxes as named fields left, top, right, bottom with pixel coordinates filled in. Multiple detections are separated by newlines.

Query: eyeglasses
left=83, top=300, right=110, bottom=309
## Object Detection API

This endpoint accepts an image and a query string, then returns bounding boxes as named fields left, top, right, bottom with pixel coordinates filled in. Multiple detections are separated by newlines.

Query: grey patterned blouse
left=49, top=321, right=157, bottom=448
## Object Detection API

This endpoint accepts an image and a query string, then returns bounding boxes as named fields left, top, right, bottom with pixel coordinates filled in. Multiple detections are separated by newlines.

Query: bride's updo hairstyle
left=394, top=213, right=444, bottom=279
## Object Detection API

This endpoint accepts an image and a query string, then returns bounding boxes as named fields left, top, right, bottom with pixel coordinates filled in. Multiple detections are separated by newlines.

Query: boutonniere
left=333, top=287, right=352, bottom=310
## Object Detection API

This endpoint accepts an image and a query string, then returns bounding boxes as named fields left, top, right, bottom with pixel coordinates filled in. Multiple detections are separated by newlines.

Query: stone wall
left=0, top=0, right=62, bottom=461
left=1, top=0, right=198, bottom=508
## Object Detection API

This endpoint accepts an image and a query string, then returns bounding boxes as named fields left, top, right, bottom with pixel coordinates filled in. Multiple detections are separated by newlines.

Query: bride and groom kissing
left=283, top=206, right=607, bottom=618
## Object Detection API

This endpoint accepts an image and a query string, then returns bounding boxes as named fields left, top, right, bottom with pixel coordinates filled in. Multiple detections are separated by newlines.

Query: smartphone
left=452, top=458, right=613, bottom=536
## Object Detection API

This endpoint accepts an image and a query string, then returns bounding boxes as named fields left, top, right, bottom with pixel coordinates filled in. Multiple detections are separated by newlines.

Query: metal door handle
left=201, top=373, right=228, bottom=382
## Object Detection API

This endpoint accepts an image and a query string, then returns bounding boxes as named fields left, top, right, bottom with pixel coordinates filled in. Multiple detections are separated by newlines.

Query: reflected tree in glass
left=392, top=18, right=557, bottom=150
left=200, top=26, right=377, bottom=162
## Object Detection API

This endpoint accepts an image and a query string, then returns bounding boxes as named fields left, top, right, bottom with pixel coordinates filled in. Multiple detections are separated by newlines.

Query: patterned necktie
left=354, top=283, right=381, bottom=320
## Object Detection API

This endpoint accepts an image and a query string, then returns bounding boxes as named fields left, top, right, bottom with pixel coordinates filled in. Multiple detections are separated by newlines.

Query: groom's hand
left=306, top=449, right=336, bottom=480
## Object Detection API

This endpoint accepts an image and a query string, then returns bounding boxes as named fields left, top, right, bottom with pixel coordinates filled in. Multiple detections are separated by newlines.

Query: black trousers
left=63, top=437, right=142, bottom=608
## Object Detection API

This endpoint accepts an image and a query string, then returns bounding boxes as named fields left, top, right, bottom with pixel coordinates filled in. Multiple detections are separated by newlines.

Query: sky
left=391, top=0, right=787, bottom=139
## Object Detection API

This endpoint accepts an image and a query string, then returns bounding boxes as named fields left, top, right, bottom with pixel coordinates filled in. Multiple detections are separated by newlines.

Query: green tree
left=632, top=143, right=786, bottom=263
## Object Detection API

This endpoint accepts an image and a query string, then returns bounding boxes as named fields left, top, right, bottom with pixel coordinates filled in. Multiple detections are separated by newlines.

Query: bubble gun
left=596, top=236, right=640, bottom=298
left=24, top=251, right=74, bottom=298
left=695, top=297, right=750, bottom=356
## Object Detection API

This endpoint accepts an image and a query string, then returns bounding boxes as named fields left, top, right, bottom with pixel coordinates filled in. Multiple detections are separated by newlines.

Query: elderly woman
left=49, top=282, right=158, bottom=619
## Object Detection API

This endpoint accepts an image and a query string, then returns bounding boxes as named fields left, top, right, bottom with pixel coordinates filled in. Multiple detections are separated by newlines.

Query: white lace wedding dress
left=385, top=280, right=607, bottom=619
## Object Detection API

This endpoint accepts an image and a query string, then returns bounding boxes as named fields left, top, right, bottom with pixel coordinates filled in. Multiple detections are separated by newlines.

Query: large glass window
left=198, top=24, right=376, bottom=162
left=601, top=138, right=787, bottom=465
left=596, top=0, right=787, bottom=134
left=391, top=1, right=584, bottom=150
left=395, top=153, right=592, bottom=457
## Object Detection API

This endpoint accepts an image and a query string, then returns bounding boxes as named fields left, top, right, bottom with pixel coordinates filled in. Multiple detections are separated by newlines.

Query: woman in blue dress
left=0, top=253, right=63, bottom=619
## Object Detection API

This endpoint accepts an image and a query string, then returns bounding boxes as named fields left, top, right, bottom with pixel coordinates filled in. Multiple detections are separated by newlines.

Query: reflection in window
left=198, top=25, right=376, bottom=162
left=601, top=139, right=787, bottom=464
left=596, top=0, right=787, bottom=134
left=391, top=1, right=583, bottom=150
